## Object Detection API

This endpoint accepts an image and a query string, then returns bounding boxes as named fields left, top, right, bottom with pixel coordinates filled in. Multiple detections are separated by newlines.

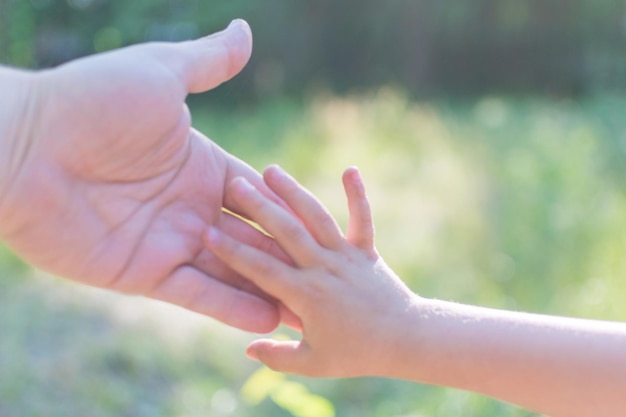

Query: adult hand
left=0, top=20, right=283, bottom=333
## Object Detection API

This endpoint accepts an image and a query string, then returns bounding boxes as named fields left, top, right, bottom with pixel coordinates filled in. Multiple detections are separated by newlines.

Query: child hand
left=204, top=165, right=418, bottom=377
left=206, top=167, right=626, bottom=417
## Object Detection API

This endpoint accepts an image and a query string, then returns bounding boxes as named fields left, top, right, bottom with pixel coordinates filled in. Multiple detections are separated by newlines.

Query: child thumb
left=246, top=339, right=310, bottom=375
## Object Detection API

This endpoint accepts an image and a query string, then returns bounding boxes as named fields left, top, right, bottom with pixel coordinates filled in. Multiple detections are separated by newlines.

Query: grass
left=2, top=91, right=626, bottom=416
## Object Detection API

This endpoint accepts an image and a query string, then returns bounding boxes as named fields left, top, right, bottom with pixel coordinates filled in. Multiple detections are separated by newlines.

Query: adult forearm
left=393, top=298, right=626, bottom=417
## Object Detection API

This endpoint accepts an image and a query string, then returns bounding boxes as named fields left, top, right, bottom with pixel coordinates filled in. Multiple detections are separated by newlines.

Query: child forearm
left=393, top=298, right=626, bottom=417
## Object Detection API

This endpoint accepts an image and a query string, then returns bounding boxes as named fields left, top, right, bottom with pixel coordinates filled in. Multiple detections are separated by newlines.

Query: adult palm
left=0, top=20, right=282, bottom=332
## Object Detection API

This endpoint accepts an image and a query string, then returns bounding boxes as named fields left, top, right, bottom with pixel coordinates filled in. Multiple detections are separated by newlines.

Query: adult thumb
left=246, top=339, right=311, bottom=375
left=170, top=19, right=253, bottom=94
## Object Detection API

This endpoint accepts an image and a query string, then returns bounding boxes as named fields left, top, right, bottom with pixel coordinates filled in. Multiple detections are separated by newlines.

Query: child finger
left=246, top=339, right=312, bottom=376
left=204, top=227, right=303, bottom=306
left=343, top=167, right=375, bottom=252
left=218, top=210, right=293, bottom=265
left=227, top=177, right=323, bottom=267
left=223, top=152, right=296, bottom=217
left=264, top=165, right=345, bottom=250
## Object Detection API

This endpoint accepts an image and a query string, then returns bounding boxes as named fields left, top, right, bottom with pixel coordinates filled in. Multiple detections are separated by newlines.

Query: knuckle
left=255, top=259, right=279, bottom=279
left=283, top=221, right=308, bottom=242
left=302, top=269, right=332, bottom=300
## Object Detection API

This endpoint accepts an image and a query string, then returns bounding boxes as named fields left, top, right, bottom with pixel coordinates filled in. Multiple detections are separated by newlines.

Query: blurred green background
left=1, top=1, right=626, bottom=416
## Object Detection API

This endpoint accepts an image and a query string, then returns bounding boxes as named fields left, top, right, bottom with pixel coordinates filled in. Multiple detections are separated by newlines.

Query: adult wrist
left=0, top=66, right=45, bottom=237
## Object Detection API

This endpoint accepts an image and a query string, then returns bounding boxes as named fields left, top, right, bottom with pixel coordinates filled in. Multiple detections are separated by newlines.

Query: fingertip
left=224, top=293, right=280, bottom=334
left=246, top=339, right=301, bottom=372
left=246, top=339, right=276, bottom=364
left=229, top=176, right=256, bottom=199
left=227, top=19, right=253, bottom=47
left=246, top=342, right=261, bottom=361
left=343, top=167, right=375, bottom=251
left=183, top=19, right=252, bottom=93
left=245, top=309, right=281, bottom=334
left=343, top=167, right=367, bottom=201
left=259, top=166, right=299, bottom=217
left=222, top=18, right=253, bottom=66
left=344, top=165, right=359, bottom=177
left=245, top=317, right=280, bottom=335
left=343, top=166, right=363, bottom=188
left=263, top=164, right=279, bottom=175
left=263, top=164, right=286, bottom=186
left=151, top=267, right=280, bottom=334
left=263, top=165, right=295, bottom=207
left=219, top=287, right=281, bottom=334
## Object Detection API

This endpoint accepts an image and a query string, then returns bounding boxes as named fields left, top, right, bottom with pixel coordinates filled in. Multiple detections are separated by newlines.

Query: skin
left=205, top=164, right=626, bottom=417
left=0, top=20, right=290, bottom=333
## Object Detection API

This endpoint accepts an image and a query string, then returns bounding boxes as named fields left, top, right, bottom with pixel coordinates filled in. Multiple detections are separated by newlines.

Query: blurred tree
left=0, top=0, right=624, bottom=99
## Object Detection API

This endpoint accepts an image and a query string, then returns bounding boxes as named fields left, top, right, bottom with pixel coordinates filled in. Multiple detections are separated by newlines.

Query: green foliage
left=1, top=1, right=625, bottom=97
left=1, top=93, right=626, bottom=416
left=0, top=243, right=29, bottom=285
left=242, top=367, right=335, bottom=417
